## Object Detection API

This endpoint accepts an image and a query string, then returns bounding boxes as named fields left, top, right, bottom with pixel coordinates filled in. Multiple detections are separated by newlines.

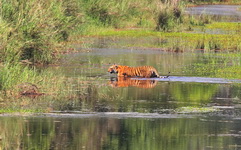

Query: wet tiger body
left=108, top=65, right=160, bottom=78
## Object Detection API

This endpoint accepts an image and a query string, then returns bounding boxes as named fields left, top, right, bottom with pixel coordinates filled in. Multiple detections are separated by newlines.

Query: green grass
left=77, top=26, right=241, bottom=52
left=205, top=22, right=241, bottom=31
left=184, top=53, right=241, bottom=79
left=0, top=0, right=81, bottom=97
left=0, top=0, right=81, bottom=64
left=0, top=108, right=43, bottom=114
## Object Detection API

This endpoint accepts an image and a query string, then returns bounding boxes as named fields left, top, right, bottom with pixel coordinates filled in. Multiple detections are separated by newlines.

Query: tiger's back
left=125, top=66, right=159, bottom=78
left=108, top=65, right=160, bottom=78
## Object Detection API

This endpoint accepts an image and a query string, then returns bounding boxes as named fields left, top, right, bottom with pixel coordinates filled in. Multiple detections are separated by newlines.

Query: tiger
left=108, top=65, right=169, bottom=78
left=109, top=77, right=157, bottom=88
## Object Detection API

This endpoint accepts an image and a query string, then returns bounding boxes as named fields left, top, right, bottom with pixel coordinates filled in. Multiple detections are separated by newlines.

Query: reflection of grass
left=176, top=106, right=219, bottom=114
left=170, top=83, right=218, bottom=103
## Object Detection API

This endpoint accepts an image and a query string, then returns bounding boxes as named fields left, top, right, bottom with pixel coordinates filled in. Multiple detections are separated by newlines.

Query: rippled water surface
left=1, top=115, right=241, bottom=150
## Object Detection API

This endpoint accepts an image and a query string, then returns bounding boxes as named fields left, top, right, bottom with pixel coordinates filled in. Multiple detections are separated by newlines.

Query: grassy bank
left=0, top=0, right=187, bottom=93
left=0, top=0, right=82, bottom=96
left=0, top=0, right=81, bottom=64
left=75, top=22, right=241, bottom=52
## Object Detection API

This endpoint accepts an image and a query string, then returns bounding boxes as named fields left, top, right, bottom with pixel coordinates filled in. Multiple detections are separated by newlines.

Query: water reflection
left=1, top=115, right=241, bottom=150
left=109, top=77, right=157, bottom=88
left=45, top=47, right=240, bottom=113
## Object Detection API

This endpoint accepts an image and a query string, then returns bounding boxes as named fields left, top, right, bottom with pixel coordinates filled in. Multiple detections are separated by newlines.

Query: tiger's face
left=108, top=65, right=119, bottom=74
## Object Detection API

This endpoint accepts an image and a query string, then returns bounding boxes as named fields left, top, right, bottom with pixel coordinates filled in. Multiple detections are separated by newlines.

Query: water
left=186, top=5, right=241, bottom=22
left=9, top=45, right=238, bottom=149
left=3, top=42, right=241, bottom=150
left=1, top=5, right=241, bottom=149
left=50, top=47, right=241, bottom=114
left=1, top=115, right=241, bottom=150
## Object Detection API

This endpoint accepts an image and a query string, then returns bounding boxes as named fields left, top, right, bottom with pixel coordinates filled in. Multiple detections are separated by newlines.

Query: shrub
left=156, top=1, right=185, bottom=31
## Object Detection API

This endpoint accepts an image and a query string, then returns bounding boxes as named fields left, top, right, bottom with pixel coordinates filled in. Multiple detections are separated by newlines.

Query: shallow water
left=3, top=43, right=241, bottom=150
left=1, top=115, right=241, bottom=150
left=186, top=5, right=241, bottom=22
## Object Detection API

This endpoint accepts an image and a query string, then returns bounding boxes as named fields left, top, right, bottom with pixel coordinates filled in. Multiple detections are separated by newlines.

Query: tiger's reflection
left=109, top=77, right=157, bottom=88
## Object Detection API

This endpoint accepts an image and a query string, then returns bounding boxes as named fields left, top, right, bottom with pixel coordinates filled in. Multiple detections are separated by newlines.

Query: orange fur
left=108, top=65, right=159, bottom=78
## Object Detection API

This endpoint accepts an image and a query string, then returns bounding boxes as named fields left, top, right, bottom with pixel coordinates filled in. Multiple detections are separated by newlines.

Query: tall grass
left=0, top=0, right=81, bottom=93
left=79, top=0, right=159, bottom=29
left=0, top=63, right=66, bottom=96
left=75, top=0, right=186, bottom=32
left=155, top=1, right=185, bottom=31
left=0, top=0, right=81, bottom=64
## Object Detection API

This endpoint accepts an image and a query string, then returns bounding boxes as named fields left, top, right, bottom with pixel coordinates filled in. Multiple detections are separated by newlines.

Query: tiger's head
left=108, top=65, right=119, bottom=74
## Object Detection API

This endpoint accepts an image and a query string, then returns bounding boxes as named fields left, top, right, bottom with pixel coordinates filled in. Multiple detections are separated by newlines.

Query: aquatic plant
left=80, top=28, right=241, bottom=52
left=176, top=106, right=219, bottom=113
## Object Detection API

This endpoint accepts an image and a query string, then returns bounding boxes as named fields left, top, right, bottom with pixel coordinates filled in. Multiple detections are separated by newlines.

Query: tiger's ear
left=113, top=64, right=118, bottom=68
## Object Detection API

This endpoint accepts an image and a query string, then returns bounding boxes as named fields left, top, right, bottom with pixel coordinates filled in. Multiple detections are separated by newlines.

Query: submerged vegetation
left=80, top=27, right=240, bottom=52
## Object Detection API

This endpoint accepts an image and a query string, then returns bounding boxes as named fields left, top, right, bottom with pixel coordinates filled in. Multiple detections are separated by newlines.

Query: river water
left=186, top=5, right=241, bottom=22
left=1, top=4, right=241, bottom=150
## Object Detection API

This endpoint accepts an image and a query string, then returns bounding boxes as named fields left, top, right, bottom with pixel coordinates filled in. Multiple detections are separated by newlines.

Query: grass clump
left=0, top=63, right=66, bottom=96
left=0, top=0, right=81, bottom=96
left=156, top=1, right=185, bottom=31
left=0, top=0, right=81, bottom=64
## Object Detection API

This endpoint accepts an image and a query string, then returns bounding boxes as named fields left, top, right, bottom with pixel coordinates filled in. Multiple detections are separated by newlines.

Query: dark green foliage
left=156, top=4, right=185, bottom=31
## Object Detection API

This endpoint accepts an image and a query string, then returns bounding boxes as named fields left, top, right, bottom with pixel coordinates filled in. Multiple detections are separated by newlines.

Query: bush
left=156, top=1, right=185, bottom=31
